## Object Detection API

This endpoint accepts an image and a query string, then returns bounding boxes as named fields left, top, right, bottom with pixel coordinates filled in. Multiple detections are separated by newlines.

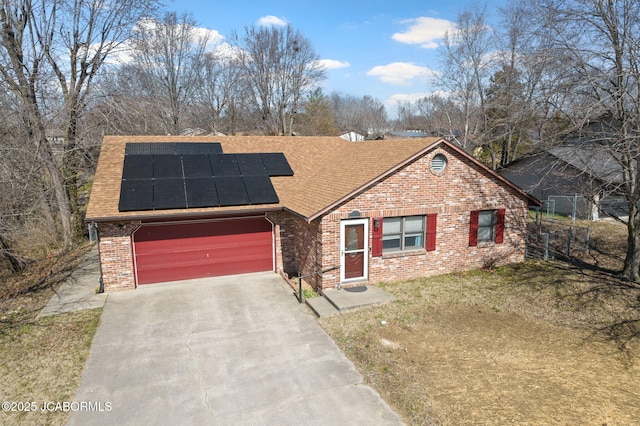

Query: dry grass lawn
left=321, top=221, right=640, bottom=425
left=0, top=246, right=102, bottom=426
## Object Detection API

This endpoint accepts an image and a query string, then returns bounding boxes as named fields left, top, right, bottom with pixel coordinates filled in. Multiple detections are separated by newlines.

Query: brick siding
left=314, top=145, right=529, bottom=290
left=97, top=221, right=140, bottom=292
left=268, top=211, right=323, bottom=289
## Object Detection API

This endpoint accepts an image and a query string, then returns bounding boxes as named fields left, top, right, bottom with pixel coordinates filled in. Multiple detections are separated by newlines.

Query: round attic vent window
left=431, top=154, right=448, bottom=174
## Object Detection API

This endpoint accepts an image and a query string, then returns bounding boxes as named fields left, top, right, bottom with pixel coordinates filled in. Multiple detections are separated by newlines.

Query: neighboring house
left=86, top=135, right=538, bottom=292
left=382, top=130, right=429, bottom=139
left=338, top=131, right=365, bottom=142
left=499, top=145, right=624, bottom=220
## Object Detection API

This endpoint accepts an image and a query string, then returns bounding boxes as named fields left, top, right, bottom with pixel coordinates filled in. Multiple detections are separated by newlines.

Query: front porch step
left=305, top=285, right=395, bottom=318
left=305, top=295, right=339, bottom=318
left=323, top=286, right=394, bottom=312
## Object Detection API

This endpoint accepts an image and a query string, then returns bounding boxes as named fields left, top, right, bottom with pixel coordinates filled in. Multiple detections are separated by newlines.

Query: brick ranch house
left=85, top=136, right=538, bottom=292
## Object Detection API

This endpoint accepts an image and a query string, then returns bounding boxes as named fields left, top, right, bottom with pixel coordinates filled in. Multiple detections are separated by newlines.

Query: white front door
left=340, top=219, right=369, bottom=282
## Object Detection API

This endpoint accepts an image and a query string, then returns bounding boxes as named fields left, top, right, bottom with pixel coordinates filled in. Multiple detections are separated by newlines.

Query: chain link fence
left=526, top=218, right=590, bottom=261
left=545, top=194, right=592, bottom=221
left=541, top=194, right=628, bottom=222
left=599, top=195, right=628, bottom=218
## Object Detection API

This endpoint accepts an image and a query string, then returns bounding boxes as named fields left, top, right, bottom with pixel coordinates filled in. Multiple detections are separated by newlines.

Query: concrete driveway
left=68, top=272, right=402, bottom=425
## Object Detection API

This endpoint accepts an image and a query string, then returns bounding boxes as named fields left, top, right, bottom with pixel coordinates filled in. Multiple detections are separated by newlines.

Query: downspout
left=130, top=223, right=143, bottom=289
left=264, top=213, right=276, bottom=272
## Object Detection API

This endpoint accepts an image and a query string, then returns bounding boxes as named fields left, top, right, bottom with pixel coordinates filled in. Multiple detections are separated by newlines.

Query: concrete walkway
left=68, top=273, right=402, bottom=425
left=38, top=245, right=107, bottom=318
left=306, top=285, right=395, bottom=318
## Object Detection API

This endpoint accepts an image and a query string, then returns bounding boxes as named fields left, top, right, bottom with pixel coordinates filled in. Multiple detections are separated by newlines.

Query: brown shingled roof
left=85, top=135, right=445, bottom=222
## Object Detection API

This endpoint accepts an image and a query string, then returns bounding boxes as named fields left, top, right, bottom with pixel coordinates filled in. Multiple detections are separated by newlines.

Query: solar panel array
left=118, top=142, right=293, bottom=212
left=124, top=142, right=224, bottom=156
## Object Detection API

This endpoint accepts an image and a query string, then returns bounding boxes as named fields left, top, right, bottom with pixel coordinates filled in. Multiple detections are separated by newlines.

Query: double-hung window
left=469, top=209, right=505, bottom=246
left=382, top=216, right=425, bottom=253
left=477, top=210, right=496, bottom=243
left=372, top=214, right=437, bottom=257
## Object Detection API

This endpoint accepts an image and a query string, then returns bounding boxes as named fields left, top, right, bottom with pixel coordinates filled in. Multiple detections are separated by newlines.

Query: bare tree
left=438, top=5, right=495, bottom=150
left=484, top=0, right=561, bottom=168
left=232, top=24, right=326, bottom=135
left=127, top=12, right=209, bottom=134
left=395, top=101, right=427, bottom=131
left=330, top=93, right=388, bottom=138
left=532, top=0, right=640, bottom=281
left=191, top=50, right=245, bottom=134
left=414, top=94, right=467, bottom=141
left=0, top=0, right=159, bottom=246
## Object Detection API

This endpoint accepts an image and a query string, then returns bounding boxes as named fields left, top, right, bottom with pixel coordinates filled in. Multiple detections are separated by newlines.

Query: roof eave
left=85, top=206, right=284, bottom=223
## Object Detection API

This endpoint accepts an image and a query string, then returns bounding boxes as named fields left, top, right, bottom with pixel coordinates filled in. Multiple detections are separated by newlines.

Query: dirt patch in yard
left=321, top=221, right=640, bottom=425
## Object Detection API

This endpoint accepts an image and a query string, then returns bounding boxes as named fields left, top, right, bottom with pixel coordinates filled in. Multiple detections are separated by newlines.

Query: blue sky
left=163, top=0, right=505, bottom=117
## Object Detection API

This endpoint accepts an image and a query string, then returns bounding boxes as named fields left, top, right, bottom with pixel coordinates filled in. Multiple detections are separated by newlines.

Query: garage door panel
left=136, top=256, right=271, bottom=284
left=135, top=219, right=271, bottom=241
left=135, top=245, right=272, bottom=270
left=133, top=218, right=273, bottom=285
left=134, top=233, right=271, bottom=255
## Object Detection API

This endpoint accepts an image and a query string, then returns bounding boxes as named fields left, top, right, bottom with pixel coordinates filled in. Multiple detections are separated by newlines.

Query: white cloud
left=389, top=92, right=431, bottom=103
left=367, top=62, right=437, bottom=85
left=391, top=90, right=451, bottom=103
left=193, top=27, right=225, bottom=50
left=210, top=42, right=245, bottom=62
left=314, top=59, right=351, bottom=70
left=385, top=90, right=453, bottom=118
left=257, top=15, right=288, bottom=27
left=100, top=42, right=134, bottom=65
left=392, top=17, right=455, bottom=49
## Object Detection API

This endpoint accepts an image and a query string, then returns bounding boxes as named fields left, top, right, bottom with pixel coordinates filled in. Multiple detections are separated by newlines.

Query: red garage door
left=133, top=217, right=273, bottom=285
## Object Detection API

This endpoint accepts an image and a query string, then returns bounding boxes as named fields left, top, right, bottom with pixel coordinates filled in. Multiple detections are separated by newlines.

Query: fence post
left=572, top=193, right=578, bottom=223
left=566, top=227, right=572, bottom=256
left=585, top=226, right=590, bottom=254
left=544, top=232, right=550, bottom=261
left=546, top=199, right=556, bottom=222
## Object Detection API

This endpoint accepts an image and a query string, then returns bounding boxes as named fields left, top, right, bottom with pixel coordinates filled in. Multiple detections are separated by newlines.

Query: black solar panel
left=153, top=143, right=177, bottom=154
left=237, top=153, right=268, bottom=176
left=122, top=155, right=154, bottom=180
left=125, top=143, right=154, bottom=156
left=210, top=154, right=241, bottom=176
left=175, top=143, right=222, bottom=155
left=216, top=176, right=250, bottom=206
left=153, top=155, right=183, bottom=178
left=119, top=144, right=290, bottom=212
left=185, top=177, right=218, bottom=208
left=243, top=175, right=279, bottom=204
left=182, top=154, right=212, bottom=178
left=260, top=152, right=294, bottom=176
left=153, top=178, right=186, bottom=209
left=126, top=142, right=187, bottom=155
left=119, top=179, right=154, bottom=211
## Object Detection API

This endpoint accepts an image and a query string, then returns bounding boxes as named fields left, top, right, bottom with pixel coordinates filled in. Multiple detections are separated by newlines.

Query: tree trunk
left=25, top=100, right=74, bottom=249
left=0, top=233, right=26, bottom=273
left=621, top=206, right=640, bottom=282
left=43, top=150, right=73, bottom=249
left=64, top=108, right=84, bottom=242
